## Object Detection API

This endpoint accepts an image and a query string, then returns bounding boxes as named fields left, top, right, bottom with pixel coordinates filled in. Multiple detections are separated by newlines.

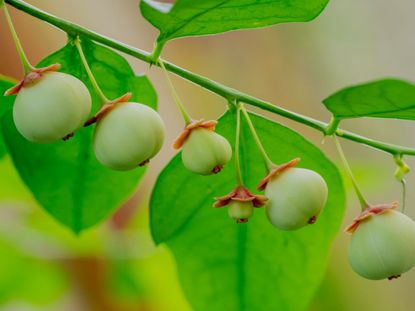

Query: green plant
left=2, top=0, right=415, bottom=310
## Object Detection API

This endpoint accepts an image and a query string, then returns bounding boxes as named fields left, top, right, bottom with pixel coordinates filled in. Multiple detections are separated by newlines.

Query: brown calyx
left=308, top=215, right=317, bottom=224
left=236, top=218, right=249, bottom=224
left=138, top=159, right=150, bottom=167
left=211, top=165, right=223, bottom=174
left=84, top=92, right=132, bottom=127
left=345, top=202, right=398, bottom=233
left=257, top=158, right=300, bottom=191
left=213, top=185, right=268, bottom=208
left=62, top=132, right=74, bottom=141
left=388, top=274, right=401, bottom=281
left=173, top=119, right=217, bottom=149
left=4, top=63, right=61, bottom=96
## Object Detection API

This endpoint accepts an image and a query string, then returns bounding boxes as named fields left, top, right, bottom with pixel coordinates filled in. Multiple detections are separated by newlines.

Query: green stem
left=159, top=59, right=191, bottom=124
left=73, top=37, right=109, bottom=105
left=325, top=117, right=340, bottom=136
left=235, top=103, right=243, bottom=186
left=400, top=179, right=406, bottom=213
left=393, top=154, right=408, bottom=212
left=2, top=3, right=34, bottom=74
left=6, top=0, right=415, bottom=157
left=240, top=105, right=274, bottom=170
left=150, top=40, right=166, bottom=63
left=333, top=135, right=370, bottom=210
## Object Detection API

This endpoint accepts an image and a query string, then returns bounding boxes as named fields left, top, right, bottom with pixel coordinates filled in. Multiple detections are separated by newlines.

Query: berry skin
left=13, top=72, right=91, bottom=143
left=227, top=201, right=254, bottom=224
left=348, top=209, right=415, bottom=280
left=93, top=102, right=165, bottom=171
left=264, top=168, right=328, bottom=230
left=181, top=128, right=232, bottom=175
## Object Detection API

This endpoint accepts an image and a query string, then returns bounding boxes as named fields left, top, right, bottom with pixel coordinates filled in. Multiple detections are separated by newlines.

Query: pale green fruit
left=13, top=72, right=91, bottom=143
left=265, top=168, right=328, bottom=230
left=181, top=128, right=232, bottom=175
left=348, top=210, right=415, bottom=280
left=93, top=102, right=165, bottom=171
left=227, top=201, right=253, bottom=223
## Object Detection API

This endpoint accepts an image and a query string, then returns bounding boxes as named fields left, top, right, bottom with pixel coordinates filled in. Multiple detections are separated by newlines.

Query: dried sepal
left=214, top=186, right=268, bottom=224
left=4, top=63, right=61, bottom=96
left=214, top=185, right=268, bottom=208
left=345, top=202, right=398, bottom=233
left=257, top=158, right=300, bottom=191
left=173, top=119, right=217, bottom=149
left=84, top=92, right=132, bottom=127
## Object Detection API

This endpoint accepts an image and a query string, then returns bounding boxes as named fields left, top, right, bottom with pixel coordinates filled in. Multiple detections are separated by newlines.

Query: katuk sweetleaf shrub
left=2, top=0, right=415, bottom=311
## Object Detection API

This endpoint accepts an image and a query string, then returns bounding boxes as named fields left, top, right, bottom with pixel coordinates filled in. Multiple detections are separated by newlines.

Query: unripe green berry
left=13, top=72, right=91, bottom=143
left=227, top=201, right=253, bottom=223
left=93, top=102, right=165, bottom=171
left=265, top=168, right=328, bottom=230
left=348, top=210, right=415, bottom=280
left=181, top=128, right=232, bottom=175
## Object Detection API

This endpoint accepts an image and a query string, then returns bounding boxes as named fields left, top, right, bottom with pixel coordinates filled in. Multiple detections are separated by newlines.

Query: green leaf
left=140, top=0, right=329, bottom=46
left=0, top=76, right=16, bottom=159
left=323, top=79, right=415, bottom=120
left=2, top=39, right=157, bottom=233
left=151, top=111, right=345, bottom=311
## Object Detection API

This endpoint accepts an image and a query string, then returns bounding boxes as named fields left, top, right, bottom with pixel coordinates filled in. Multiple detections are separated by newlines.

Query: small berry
left=93, top=101, right=165, bottom=171
left=182, top=128, right=232, bottom=175
left=227, top=201, right=254, bottom=224
left=214, top=186, right=267, bottom=223
left=174, top=120, right=232, bottom=175
left=10, top=69, right=91, bottom=143
left=258, top=159, right=328, bottom=231
left=347, top=204, right=415, bottom=280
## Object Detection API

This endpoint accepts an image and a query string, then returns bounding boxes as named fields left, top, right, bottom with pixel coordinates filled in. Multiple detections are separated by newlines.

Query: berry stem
left=158, top=59, right=192, bottom=125
left=235, top=102, right=244, bottom=186
left=2, top=3, right=34, bottom=74
left=393, top=154, right=409, bottom=212
left=240, top=105, right=274, bottom=171
left=400, top=179, right=406, bottom=213
left=73, top=36, right=109, bottom=105
left=333, top=135, right=370, bottom=210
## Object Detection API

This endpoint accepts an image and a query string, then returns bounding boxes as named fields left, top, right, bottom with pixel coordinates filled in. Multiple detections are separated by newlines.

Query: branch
left=5, top=0, right=415, bottom=156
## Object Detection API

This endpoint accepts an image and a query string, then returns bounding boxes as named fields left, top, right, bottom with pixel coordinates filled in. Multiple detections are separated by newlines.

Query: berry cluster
left=5, top=63, right=165, bottom=171
left=3, top=8, right=415, bottom=282
left=8, top=61, right=415, bottom=281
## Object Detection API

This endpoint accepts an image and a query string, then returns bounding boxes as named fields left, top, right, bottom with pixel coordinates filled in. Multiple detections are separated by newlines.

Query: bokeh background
left=1, top=0, right=415, bottom=310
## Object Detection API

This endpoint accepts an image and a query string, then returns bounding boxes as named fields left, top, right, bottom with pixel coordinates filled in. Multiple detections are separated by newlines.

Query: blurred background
left=1, top=0, right=415, bottom=310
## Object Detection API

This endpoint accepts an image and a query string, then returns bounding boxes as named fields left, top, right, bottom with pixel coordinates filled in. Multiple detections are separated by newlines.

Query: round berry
left=348, top=209, right=415, bottom=280
left=265, top=168, right=328, bottom=230
left=93, top=102, right=165, bottom=170
left=227, top=201, right=254, bottom=223
left=181, top=128, right=232, bottom=175
left=13, top=72, right=91, bottom=143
